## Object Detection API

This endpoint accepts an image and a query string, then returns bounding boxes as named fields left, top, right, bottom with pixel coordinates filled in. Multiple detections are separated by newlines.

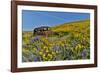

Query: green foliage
left=22, top=19, right=90, bottom=62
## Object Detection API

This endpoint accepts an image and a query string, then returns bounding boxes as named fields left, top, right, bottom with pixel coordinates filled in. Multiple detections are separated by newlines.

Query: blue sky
left=22, top=10, right=90, bottom=31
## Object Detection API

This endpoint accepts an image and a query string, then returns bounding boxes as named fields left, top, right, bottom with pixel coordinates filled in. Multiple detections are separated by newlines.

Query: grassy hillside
left=22, top=19, right=90, bottom=62
left=51, top=19, right=90, bottom=33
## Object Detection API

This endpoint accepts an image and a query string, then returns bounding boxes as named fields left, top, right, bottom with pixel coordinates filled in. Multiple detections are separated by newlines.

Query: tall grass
left=22, top=20, right=90, bottom=62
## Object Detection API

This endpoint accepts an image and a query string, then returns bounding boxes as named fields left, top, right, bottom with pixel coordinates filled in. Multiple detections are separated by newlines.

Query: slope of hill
left=22, top=19, right=90, bottom=62
left=51, top=19, right=90, bottom=33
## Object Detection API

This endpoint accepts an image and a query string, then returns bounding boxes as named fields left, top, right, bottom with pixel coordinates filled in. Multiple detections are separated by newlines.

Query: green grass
left=22, top=19, right=90, bottom=62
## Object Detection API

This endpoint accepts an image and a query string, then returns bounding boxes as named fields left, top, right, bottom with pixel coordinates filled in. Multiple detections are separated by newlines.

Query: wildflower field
left=22, top=19, right=90, bottom=62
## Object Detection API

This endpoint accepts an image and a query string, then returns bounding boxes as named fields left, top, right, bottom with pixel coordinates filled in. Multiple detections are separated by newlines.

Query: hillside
left=51, top=19, right=90, bottom=33
left=22, top=19, right=90, bottom=62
